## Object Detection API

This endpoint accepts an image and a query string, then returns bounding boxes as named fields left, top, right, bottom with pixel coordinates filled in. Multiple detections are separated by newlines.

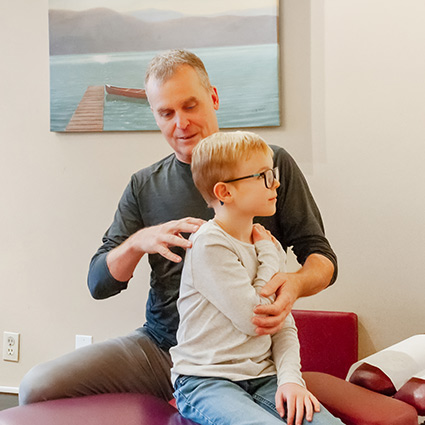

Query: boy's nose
left=272, top=178, right=280, bottom=189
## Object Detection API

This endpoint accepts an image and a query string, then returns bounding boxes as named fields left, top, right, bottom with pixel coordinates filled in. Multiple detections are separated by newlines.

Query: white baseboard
left=0, top=386, right=19, bottom=394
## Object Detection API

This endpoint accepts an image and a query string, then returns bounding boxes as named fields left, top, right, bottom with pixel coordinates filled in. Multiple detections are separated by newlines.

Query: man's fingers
left=185, top=217, right=206, bottom=226
left=165, top=218, right=204, bottom=234
left=260, top=272, right=285, bottom=297
left=154, top=218, right=205, bottom=262
left=152, top=218, right=205, bottom=262
left=253, top=275, right=297, bottom=335
left=253, top=301, right=291, bottom=335
left=253, top=297, right=291, bottom=318
left=253, top=308, right=288, bottom=335
left=255, top=324, right=282, bottom=336
left=156, top=244, right=183, bottom=263
left=155, top=233, right=195, bottom=262
left=163, top=233, right=192, bottom=248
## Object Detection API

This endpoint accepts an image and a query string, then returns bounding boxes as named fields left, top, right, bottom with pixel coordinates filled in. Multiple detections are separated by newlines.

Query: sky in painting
left=49, top=0, right=276, bottom=15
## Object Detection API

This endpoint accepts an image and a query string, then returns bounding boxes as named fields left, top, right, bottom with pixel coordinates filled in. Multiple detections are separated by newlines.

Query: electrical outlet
left=3, top=332, right=20, bottom=362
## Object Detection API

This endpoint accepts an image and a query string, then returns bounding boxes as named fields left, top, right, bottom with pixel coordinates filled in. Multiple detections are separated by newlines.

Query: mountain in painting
left=49, top=7, right=278, bottom=55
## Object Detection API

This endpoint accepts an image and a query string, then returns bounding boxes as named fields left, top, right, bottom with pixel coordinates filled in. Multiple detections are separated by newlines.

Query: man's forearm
left=294, top=253, right=334, bottom=298
left=106, top=232, right=145, bottom=283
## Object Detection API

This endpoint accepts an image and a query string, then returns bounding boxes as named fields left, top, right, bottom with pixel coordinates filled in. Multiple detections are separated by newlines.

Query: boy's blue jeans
left=174, top=375, right=344, bottom=425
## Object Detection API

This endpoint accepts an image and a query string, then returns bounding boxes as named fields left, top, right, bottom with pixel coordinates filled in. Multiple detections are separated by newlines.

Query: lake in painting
left=50, top=45, right=279, bottom=132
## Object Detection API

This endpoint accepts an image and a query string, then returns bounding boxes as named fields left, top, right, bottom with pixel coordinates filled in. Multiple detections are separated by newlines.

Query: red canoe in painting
left=105, top=84, right=147, bottom=99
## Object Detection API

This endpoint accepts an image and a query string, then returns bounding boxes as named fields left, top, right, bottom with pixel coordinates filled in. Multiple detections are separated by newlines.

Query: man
left=19, top=50, right=336, bottom=405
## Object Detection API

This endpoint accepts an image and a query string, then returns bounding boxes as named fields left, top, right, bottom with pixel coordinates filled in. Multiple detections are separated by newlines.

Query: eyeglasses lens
left=265, top=168, right=279, bottom=188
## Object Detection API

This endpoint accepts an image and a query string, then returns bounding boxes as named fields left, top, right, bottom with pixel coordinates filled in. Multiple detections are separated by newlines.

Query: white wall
left=298, top=0, right=425, bottom=354
left=1, top=0, right=424, bottom=389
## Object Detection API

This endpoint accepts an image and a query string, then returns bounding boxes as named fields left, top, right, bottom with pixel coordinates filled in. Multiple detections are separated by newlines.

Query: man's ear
left=211, top=86, right=220, bottom=111
left=213, top=182, right=231, bottom=205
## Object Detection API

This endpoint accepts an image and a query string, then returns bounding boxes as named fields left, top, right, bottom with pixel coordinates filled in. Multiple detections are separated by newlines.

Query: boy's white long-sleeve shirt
left=170, top=220, right=305, bottom=388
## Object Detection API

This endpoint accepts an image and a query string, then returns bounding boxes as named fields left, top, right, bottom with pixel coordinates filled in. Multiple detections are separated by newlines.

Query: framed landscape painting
left=48, top=0, right=280, bottom=132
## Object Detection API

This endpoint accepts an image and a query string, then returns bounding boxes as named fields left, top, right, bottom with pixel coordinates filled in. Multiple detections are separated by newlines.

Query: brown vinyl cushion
left=394, top=377, right=425, bottom=416
left=348, top=363, right=397, bottom=396
left=303, top=371, right=418, bottom=425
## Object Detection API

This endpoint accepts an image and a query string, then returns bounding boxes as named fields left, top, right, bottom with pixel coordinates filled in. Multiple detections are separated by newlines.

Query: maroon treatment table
left=0, top=310, right=418, bottom=425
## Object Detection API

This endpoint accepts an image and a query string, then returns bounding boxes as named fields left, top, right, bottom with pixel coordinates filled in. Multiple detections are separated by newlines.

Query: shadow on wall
left=358, top=320, right=377, bottom=360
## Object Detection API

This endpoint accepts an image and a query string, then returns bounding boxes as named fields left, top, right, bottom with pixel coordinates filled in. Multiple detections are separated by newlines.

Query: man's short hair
left=191, top=131, right=273, bottom=205
left=145, top=49, right=211, bottom=91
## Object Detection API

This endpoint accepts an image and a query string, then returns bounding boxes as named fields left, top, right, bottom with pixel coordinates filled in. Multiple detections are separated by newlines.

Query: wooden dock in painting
left=65, top=86, right=104, bottom=132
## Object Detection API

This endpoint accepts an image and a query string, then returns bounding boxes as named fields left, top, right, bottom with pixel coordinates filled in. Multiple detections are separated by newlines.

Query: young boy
left=170, top=131, right=343, bottom=425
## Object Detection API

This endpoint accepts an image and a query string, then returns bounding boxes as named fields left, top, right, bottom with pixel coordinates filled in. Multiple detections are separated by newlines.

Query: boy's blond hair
left=191, top=131, right=273, bottom=205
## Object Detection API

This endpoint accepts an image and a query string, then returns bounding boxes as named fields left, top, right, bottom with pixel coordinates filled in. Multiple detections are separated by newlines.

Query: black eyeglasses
left=223, top=167, right=279, bottom=189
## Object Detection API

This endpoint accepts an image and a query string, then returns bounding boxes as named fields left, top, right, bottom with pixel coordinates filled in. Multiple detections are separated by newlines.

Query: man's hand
left=252, top=272, right=300, bottom=335
left=252, top=254, right=334, bottom=335
left=275, top=383, right=320, bottom=425
left=107, top=217, right=205, bottom=282
left=134, top=217, right=205, bottom=262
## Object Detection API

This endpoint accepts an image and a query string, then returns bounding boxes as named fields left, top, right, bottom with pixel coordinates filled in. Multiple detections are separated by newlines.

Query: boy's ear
left=213, top=182, right=231, bottom=205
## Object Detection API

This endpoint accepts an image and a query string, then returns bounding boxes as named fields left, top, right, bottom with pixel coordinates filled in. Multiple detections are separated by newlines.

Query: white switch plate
left=75, top=335, right=93, bottom=350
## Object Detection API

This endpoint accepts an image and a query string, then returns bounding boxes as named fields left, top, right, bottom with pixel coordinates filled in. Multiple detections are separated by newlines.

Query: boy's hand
left=275, top=383, right=320, bottom=425
left=252, top=223, right=275, bottom=243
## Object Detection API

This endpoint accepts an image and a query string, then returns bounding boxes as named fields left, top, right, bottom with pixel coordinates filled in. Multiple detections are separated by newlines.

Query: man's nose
left=175, top=112, right=189, bottom=129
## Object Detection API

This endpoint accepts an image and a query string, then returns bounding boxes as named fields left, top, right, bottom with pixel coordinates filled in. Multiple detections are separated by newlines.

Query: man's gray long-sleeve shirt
left=87, top=145, right=337, bottom=351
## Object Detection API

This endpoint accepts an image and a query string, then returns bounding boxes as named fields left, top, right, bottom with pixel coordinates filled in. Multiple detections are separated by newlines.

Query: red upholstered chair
left=293, top=309, right=358, bottom=379
left=0, top=310, right=418, bottom=425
